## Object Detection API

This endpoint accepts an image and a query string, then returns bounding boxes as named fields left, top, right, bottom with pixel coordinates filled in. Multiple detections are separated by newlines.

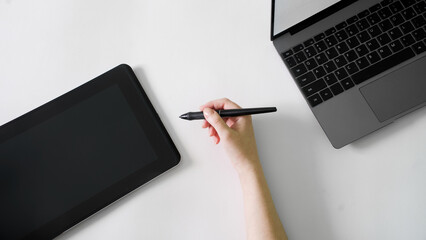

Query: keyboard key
left=325, top=47, right=339, bottom=59
left=304, top=46, right=318, bottom=58
left=344, top=50, right=358, bottom=62
left=366, top=51, right=381, bottom=64
left=305, top=58, right=318, bottom=70
left=307, top=93, right=323, bottom=107
left=389, top=27, right=403, bottom=39
left=378, top=7, right=393, bottom=19
left=389, top=1, right=404, bottom=14
left=357, top=31, right=371, bottom=42
left=285, top=57, right=297, bottom=67
left=357, top=19, right=371, bottom=31
left=320, top=88, right=333, bottom=101
left=355, top=44, right=370, bottom=56
left=324, top=73, right=338, bottom=85
left=391, top=13, right=405, bottom=25
left=325, top=35, right=338, bottom=47
left=345, top=62, right=360, bottom=74
left=401, top=34, right=416, bottom=46
left=341, top=78, right=355, bottom=90
left=402, top=7, right=417, bottom=20
left=294, top=51, right=307, bottom=63
left=336, top=21, right=348, bottom=30
left=315, top=40, right=327, bottom=52
left=381, top=0, right=394, bottom=7
left=282, top=49, right=293, bottom=58
left=304, top=38, right=315, bottom=47
left=389, top=39, right=404, bottom=52
left=379, top=19, right=394, bottom=31
left=314, top=33, right=326, bottom=41
left=325, top=27, right=337, bottom=36
left=366, top=38, right=381, bottom=51
left=347, top=16, right=359, bottom=25
left=414, top=1, right=426, bottom=14
left=370, top=3, right=382, bottom=13
left=291, top=63, right=308, bottom=77
left=324, top=61, right=337, bottom=73
left=378, top=32, right=392, bottom=45
left=412, top=15, right=426, bottom=28
left=335, top=67, right=349, bottom=80
left=356, top=57, right=370, bottom=69
left=336, top=42, right=350, bottom=54
left=367, top=13, right=382, bottom=25
left=334, top=55, right=348, bottom=68
left=346, top=24, right=359, bottom=35
left=352, top=47, right=415, bottom=84
left=330, top=82, right=344, bottom=95
left=302, top=79, right=327, bottom=97
left=315, top=53, right=328, bottom=65
left=400, top=21, right=415, bottom=34
left=358, top=9, right=371, bottom=19
left=336, top=30, right=349, bottom=41
left=412, top=41, right=426, bottom=54
left=293, top=44, right=304, bottom=52
left=412, top=28, right=426, bottom=41
left=297, top=72, right=316, bottom=87
left=347, top=36, right=361, bottom=48
left=378, top=45, right=393, bottom=58
left=368, top=25, right=382, bottom=37
left=401, top=0, right=416, bottom=8
left=313, top=66, right=327, bottom=78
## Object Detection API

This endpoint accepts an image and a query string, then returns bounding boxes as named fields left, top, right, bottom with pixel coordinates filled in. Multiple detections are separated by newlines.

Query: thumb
left=203, top=108, right=230, bottom=138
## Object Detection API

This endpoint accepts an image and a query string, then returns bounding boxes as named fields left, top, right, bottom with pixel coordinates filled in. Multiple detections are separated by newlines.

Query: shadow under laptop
left=253, top=111, right=337, bottom=240
left=351, top=105, right=426, bottom=149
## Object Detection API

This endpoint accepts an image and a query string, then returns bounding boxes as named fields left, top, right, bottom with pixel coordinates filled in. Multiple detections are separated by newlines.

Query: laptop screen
left=273, top=0, right=340, bottom=37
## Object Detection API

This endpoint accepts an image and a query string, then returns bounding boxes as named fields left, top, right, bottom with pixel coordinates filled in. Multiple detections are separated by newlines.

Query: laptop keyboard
left=282, top=0, right=426, bottom=107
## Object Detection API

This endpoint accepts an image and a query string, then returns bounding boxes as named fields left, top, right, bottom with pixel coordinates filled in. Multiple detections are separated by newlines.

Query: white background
left=1, top=1, right=426, bottom=239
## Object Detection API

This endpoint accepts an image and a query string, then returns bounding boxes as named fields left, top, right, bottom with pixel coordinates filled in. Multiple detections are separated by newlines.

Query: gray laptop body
left=272, top=0, right=426, bottom=148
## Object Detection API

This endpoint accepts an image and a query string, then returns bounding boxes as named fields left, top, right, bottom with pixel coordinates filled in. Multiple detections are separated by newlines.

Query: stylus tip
left=179, top=114, right=188, bottom=120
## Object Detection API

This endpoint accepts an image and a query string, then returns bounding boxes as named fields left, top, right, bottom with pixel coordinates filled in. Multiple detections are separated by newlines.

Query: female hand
left=200, top=98, right=261, bottom=173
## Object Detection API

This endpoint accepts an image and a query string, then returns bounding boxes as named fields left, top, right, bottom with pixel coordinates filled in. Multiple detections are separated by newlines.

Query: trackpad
left=360, top=57, right=426, bottom=122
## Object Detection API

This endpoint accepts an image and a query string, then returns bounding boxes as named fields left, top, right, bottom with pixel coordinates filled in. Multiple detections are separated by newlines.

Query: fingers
left=203, top=107, right=230, bottom=139
left=208, top=126, right=220, bottom=144
left=202, top=118, right=234, bottom=129
left=202, top=120, right=209, bottom=129
left=199, top=98, right=241, bottom=111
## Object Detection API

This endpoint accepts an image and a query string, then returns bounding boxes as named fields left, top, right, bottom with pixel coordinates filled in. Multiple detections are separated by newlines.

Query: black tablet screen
left=0, top=84, right=157, bottom=239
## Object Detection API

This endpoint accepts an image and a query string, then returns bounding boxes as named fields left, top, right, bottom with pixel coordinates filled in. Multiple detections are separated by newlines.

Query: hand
left=200, top=98, right=261, bottom=173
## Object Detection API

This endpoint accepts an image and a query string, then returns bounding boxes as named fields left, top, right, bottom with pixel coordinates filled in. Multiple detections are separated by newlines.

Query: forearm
left=238, top=161, right=288, bottom=240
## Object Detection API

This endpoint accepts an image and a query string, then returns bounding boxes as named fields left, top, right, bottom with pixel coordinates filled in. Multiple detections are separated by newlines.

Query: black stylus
left=179, top=107, right=277, bottom=120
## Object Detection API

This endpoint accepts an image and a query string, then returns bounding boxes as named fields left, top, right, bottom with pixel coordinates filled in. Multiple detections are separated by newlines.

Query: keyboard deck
left=282, top=0, right=426, bottom=107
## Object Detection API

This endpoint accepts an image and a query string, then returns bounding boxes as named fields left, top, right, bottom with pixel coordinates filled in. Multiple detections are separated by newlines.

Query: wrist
left=235, top=157, right=263, bottom=178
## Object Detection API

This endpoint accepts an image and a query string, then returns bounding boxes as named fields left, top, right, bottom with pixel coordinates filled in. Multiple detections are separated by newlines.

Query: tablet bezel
left=0, top=64, right=180, bottom=240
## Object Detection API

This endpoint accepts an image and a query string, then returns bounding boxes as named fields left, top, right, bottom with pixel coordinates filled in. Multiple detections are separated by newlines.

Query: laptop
left=271, top=0, right=426, bottom=148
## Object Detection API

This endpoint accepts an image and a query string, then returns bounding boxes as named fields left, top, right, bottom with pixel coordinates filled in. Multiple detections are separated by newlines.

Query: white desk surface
left=1, top=1, right=426, bottom=240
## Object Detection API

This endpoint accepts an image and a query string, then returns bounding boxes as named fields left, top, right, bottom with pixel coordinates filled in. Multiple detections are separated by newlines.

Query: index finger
left=199, top=98, right=241, bottom=111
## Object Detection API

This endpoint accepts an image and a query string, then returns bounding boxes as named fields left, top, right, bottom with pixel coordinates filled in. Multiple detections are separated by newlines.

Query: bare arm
left=200, top=98, right=287, bottom=240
